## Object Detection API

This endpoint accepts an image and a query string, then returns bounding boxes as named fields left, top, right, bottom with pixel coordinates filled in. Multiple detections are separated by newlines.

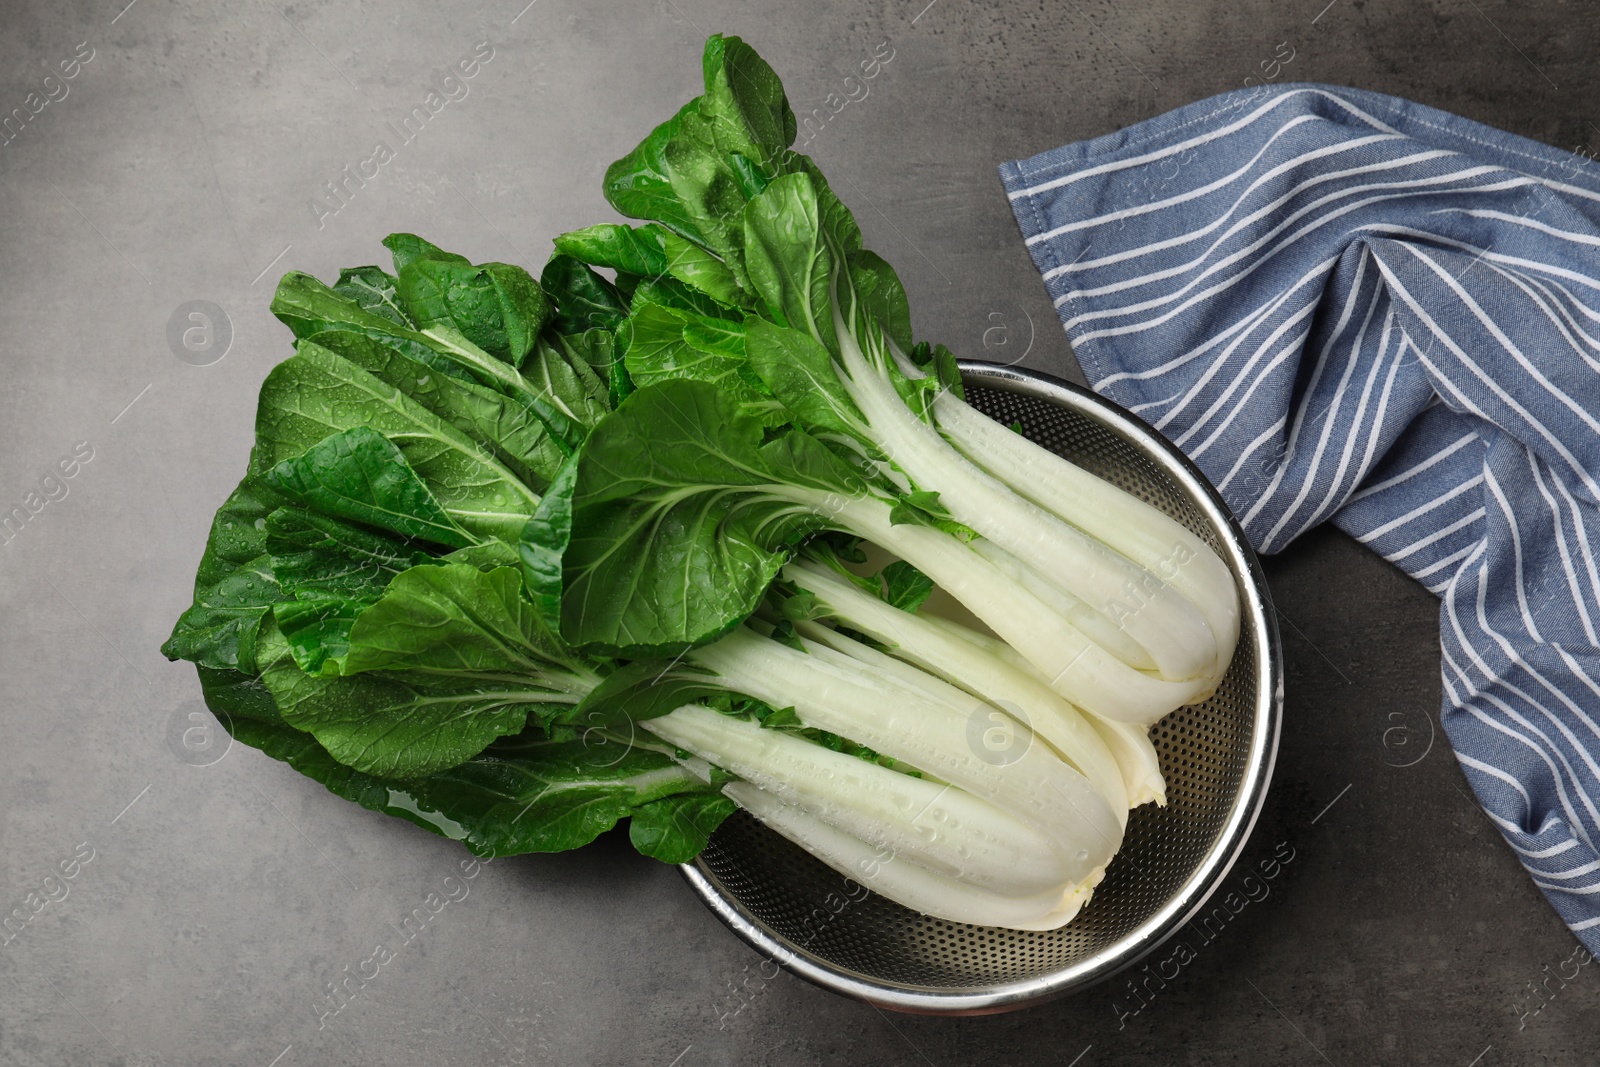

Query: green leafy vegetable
left=160, top=34, right=1239, bottom=934
left=554, top=379, right=864, bottom=655
left=879, top=560, right=934, bottom=613
left=263, top=427, right=476, bottom=549
left=394, top=255, right=550, bottom=369
left=333, top=265, right=414, bottom=328
left=541, top=254, right=628, bottom=334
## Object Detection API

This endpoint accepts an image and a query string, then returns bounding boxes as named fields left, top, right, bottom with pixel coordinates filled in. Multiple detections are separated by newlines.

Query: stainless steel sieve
left=678, top=361, right=1283, bottom=1015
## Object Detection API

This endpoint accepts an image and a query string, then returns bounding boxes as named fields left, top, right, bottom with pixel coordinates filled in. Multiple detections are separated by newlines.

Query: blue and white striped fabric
left=1001, top=84, right=1600, bottom=950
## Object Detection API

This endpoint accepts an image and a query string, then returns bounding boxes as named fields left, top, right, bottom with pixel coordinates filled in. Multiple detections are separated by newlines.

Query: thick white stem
left=934, top=616, right=1169, bottom=807
left=724, top=781, right=1088, bottom=929
left=691, top=627, right=1122, bottom=884
left=828, top=495, right=1212, bottom=724
left=1006, top=881, right=1095, bottom=931
left=968, top=539, right=1156, bottom=672
left=934, top=392, right=1241, bottom=685
left=645, top=706, right=1073, bottom=895
left=790, top=622, right=983, bottom=718
left=783, top=560, right=1129, bottom=824
left=831, top=313, right=1217, bottom=682
left=1085, top=716, right=1167, bottom=808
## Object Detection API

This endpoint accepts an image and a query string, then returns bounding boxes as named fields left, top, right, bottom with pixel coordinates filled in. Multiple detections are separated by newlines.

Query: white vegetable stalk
left=793, top=620, right=1136, bottom=834
left=689, top=627, right=1122, bottom=885
left=967, top=539, right=1156, bottom=672
left=952, top=619, right=1169, bottom=808
left=724, top=781, right=1091, bottom=929
left=781, top=559, right=1129, bottom=823
left=1086, top=716, right=1168, bottom=809
left=824, top=494, right=1212, bottom=724
left=786, top=619, right=1138, bottom=831
left=830, top=306, right=1218, bottom=684
left=784, top=621, right=959, bottom=707
left=643, top=706, right=1075, bottom=896
left=1012, top=880, right=1097, bottom=932
left=933, top=392, right=1241, bottom=686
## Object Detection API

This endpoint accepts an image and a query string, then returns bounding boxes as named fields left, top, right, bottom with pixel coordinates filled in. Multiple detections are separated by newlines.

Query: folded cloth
left=1002, top=84, right=1600, bottom=950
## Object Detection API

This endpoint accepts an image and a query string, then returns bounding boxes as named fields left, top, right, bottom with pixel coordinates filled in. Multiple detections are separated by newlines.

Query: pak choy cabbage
left=162, top=34, right=1239, bottom=929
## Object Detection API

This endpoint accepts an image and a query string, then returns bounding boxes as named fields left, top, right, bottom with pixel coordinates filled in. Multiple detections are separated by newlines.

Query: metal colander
left=679, top=361, right=1283, bottom=1014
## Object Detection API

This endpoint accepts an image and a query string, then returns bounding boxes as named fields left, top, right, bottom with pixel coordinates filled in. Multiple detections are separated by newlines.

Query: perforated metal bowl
left=679, top=361, right=1282, bottom=1014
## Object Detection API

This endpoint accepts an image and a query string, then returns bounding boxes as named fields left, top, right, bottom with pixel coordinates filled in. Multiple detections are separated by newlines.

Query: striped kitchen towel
left=1001, top=84, right=1600, bottom=949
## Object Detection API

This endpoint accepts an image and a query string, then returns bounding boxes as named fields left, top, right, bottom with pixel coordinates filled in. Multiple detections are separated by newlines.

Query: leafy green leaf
left=162, top=476, right=289, bottom=672
left=189, top=476, right=285, bottom=591
left=553, top=223, right=671, bottom=278
left=273, top=270, right=587, bottom=459
left=600, top=35, right=799, bottom=289
left=628, top=794, right=736, bottom=863
left=758, top=705, right=803, bottom=729
left=540, top=254, right=628, bottom=334
left=798, top=156, right=863, bottom=256
left=474, top=330, right=612, bottom=460
left=603, top=98, right=711, bottom=244
left=665, top=110, right=752, bottom=250
left=846, top=250, right=912, bottom=355
left=629, top=275, right=745, bottom=322
left=333, top=265, right=414, bottom=328
left=234, top=555, right=587, bottom=780
left=741, top=172, right=836, bottom=352
left=163, top=553, right=280, bottom=672
left=229, top=714, right=405, bottom=813
left=262, top=426, right=476, bottom=549
left=413, top=733, right=723, bottom=858
left=698, top=34, right=797, bottom=165
left=253, top=339, right=541, bottom=543
left=778, top=588, right=822, bottom=620
left=908, top=340, right=965, bottom=404
left=262, top=647, right=547, bottom=779
left=441, top=540, right=523, bottom=570
left=561, top=379, right=865, bottom=655
left=932, top=342, right=965, bottom=400
left=888, top=489, right=952, bottom=529
left=565, top=657, right=724, bottom=730
left=743, top=318, right=862, bottom=436
left=766, top=618, right=804, bottom=651
left=265, top=508, right=437, bottom=674
left=197, top=663, right=284, bottom=724
left=224, top=711, right=725, bottom=861
left=518, top=456, right=577, bottom=633
left=622, top=304, right=783, bottom=426
left=271, top=271, right=458, bottom=368
left=382, top=232, right=468, bottom=271
left=879, top=560, right=934, bottom=613
left=527, top=331, right=612, bottom=424
left=338, top=564, right=583, bottom=680
left=808, top=531, right=868, bottom=566
left=271, top=597, right=368, bottom=677
left=727, top=151, right=773, bottom=199
left=659, top=229, right=750, bottom=307
left=559, top=327, right=621, bottom=387
left=395, top=257, right=551, bottom=369
left=794, top=542, right=882, bottom=604
left=305, top=329, right=566, bottom=493
left=568, top=327, right=633, bottom=410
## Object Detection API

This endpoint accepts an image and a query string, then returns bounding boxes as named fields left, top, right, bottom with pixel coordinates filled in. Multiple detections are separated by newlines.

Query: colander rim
left=678, top=360, right=1284, bottom=1014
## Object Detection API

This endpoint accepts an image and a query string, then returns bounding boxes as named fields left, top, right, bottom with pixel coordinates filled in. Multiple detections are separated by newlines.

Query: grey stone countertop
left=2, top=0, right=1598, bottom=1064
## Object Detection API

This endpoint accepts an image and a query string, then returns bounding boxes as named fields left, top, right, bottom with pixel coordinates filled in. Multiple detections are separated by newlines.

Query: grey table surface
left=3, top=0, right=1598, bottom=1064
